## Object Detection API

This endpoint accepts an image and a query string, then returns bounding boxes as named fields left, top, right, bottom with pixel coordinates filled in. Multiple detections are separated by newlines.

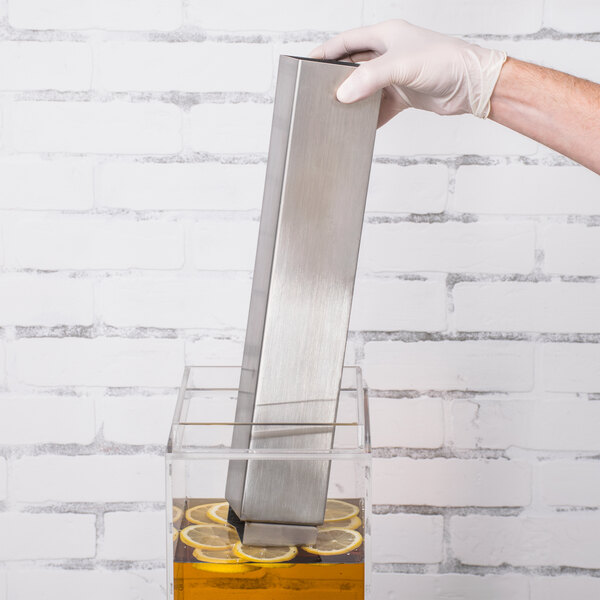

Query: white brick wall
left=451, top=514, right=600, bottom=568
left=0, top=395, right=96, bottom=444
left=3, top=214, right=185, bottom=270
left=373, top=457, right=531, bottom=506
left=369, top=396, right=444, bottom=448
left=373, top=574, right=528, bottom=600
left=450, top=398, right=600, bottom=451
left=0, top=158, right=94, bottom=210
left=7, top=570, right=165, bottom=600
left=0, top=513, right=96, bottom=560
left=94, top=43, right=273, bottom=93
left=364, top=340, right=535, bottom=391
left=12, top=456, right=164, bottom=502
left=453, top=282, right=600, bottom=332
left=365, top=0, right=544, bottom=35
left=100, top=511, right=165, bottom=560
left=8, top=0, right=182, bottom=30
left=0, top=42, right=92, bottom=91
left=454, top=165, right=600, bottom=215
left=1, top=1, right=599, bottom=598
left=372, top=513, right=443, bottom=563
left=5, top=102, right=182, bottom=154
left=96, top=161, right=265, bottom=210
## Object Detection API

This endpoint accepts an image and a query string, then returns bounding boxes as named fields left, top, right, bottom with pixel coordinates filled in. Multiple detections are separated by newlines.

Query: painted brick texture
left=0, top=1, right=599, bottom=598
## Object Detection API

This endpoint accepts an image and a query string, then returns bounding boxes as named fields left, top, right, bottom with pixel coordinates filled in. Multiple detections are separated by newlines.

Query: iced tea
left=172, top=498, right=364, bottom=600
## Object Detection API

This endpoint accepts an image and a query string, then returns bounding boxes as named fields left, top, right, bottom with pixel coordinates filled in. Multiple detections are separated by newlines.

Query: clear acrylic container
left=166, top=365, right=372, bottom=600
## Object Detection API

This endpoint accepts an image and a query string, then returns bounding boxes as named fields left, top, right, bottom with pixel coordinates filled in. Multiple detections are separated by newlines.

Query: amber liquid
left=173, top=498, right=364, bottom=600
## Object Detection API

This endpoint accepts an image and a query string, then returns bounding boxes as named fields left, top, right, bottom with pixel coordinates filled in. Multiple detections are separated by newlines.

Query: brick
left=364, top=341, right=535, bottom=392
left=0, top=158, right=93, bottom=210
left=451, top=514, right=600, bottom=568
left=99, top=275, right=250, bottom=329
left=97, top=395, right=176, bottom=444
left=0, top=275, right=93, bottom=325
left=192, top=221, right=258, bottom=271
left=365, top=0, right=543, bottom=34
left=95, top=43, right=272, bottom=93
left=531, top=576, right=600, bottom=600
left=0, top=458, right=6, bottom=500
left=185, top=338, right=244, bottom=365
left=372, top=574, right=529, bottom=600
left=15, top=338, right=184, bottom=387
left=451, top=398, right=600, bottom=452
left=369, top=396, right=444, bottom=448
left=7, top=570, right=165, bottom=600
left=454, top=165, right=600, bottom=215
left=0, top=513, right=95, bottom=560
left=543, top=344, right=600, bottom=393
left=359, top=222, right=536, bottom=274
left=6, top=101, right=181, bottom=154
left=350, top=279, right=446, bottom=331
left=189, top=103, right=271, bottom=154
left=540, top=462, right=600, bottom=507
left=187, top=0, right=362, bottom=30
left=100, top=511, right=165, bottom=560
left=540, top=225, right=600, bottom=276
left=373, top=457, right=531, bottom=506
left=374, top=111, right=538, bottom=157
left=0, top=395, right=95, bottom=444
left=3, top=214, right=184, bottom=270
left=13, top=456, right=164, bottom=502
left=545, top=1, right=600, bottom=33
left=8, top=0, right=182, bottom=30
left=96, top=161, right=265, bottom=211
left=367, top=164, right=448, bottom=214
left=0, top=42, right=91, bottom=91
left=372, top=513, right=443, bottom=563
left=454, top=282, right=600, bottom=333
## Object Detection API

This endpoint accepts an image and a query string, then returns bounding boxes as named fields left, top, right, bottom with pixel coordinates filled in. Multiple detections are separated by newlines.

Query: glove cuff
left=470, top=47, right=507, bottom=119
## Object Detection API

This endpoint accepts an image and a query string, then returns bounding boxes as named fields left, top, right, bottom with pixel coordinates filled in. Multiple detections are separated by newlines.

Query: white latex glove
left=310, top=19, right=507, bottom=126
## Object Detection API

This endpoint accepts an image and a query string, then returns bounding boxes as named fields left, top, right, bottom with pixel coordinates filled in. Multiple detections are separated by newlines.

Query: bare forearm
left=489, top=57, right=600, bottom=174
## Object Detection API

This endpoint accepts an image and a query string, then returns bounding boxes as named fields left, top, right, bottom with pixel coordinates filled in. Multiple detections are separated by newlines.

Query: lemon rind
left=179, top=524, right=238, bottom=551
left=301, top=528, right=363, bottom=556
left=206, top=501, right=230, bottom=525
left=232, top=542, right=298, bottom=563
left=185, top=502, right=218, bottom=525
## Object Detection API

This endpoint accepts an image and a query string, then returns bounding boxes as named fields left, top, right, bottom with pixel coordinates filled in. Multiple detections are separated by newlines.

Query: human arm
left=311, top=19, right=600, bottom=174
left=489, top=57, right=600, bottom=174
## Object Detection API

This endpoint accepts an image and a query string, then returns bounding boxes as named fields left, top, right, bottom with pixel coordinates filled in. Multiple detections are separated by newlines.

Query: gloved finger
left=336, top=55, right=392, bottom=103
left=309, top=25, right=387, bottom=61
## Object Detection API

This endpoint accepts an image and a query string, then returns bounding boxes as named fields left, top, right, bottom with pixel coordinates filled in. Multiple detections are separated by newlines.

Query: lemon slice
left=324, top=499, right=359, bottom=523
left=319, top=515, right=362, bottom=530
left=180, top=524, right=239, bottom=550
left=232, top=542, right=298, bottom=563
left=302, top=528, right=362, bottom=556
left=207, top=501, right=229, bottom=525
left=172, top=528, right=179, bottom=541
left=186, top=503, right=217, bottom=525
left=193, top=547, right=247, bottom=564
left=172, top=506, right=183, bottom=523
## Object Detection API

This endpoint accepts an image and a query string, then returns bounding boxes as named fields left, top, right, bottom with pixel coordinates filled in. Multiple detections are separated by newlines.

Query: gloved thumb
left=336, top=56, right=392, bottom=103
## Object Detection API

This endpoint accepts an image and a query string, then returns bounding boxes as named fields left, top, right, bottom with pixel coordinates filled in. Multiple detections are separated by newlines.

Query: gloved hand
left=310, top=19, right=507, bottom=126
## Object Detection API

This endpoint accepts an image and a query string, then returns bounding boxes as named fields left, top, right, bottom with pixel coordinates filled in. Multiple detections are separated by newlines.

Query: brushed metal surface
left=225, top=55, right=380, bottom=537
